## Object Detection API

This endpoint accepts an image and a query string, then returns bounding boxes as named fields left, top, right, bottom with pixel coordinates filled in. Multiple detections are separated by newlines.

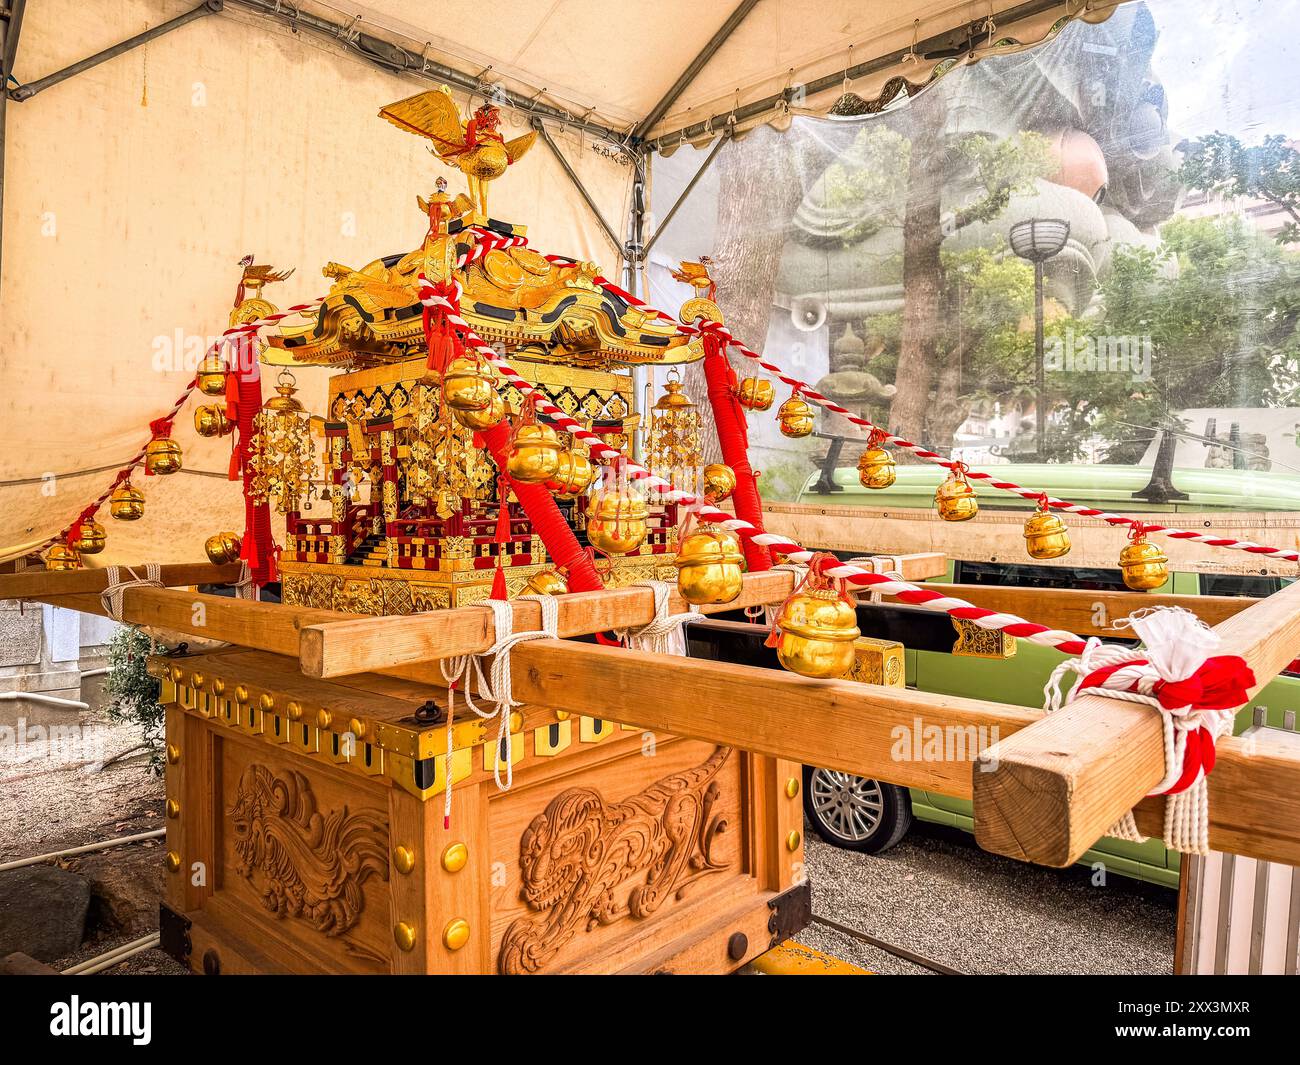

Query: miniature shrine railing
left=8, top=552, right=1300, bottom=871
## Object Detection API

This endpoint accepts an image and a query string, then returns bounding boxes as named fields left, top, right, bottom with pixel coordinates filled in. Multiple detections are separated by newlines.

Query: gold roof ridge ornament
left=379, top=86, right=536, bottom=219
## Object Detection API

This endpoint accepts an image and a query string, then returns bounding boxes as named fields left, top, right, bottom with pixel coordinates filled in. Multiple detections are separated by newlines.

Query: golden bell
left=549, top=450, right=594, bottom=497
left=194, top=404, right=234, bottom=438
left=777, top=395, right=815, bottom=439
left=205, top=531, right=243, bottom=566
left=453, top=390, right=505, bottom=431
left=109, top=481, right=145, bottom=521
left=145, top=437, right=183, bottom=475
left=1024, top=506, right=1071, bottom=560
left=70, top=519, right=107, bottom=555
left=586, top=491, right=648, bottom=554
left=1119, top=538, right=1169, bottom=591
left=775, top=588, right=861, bottom=679
left=441, top=357, right=496, bottom=412
left=736, top=378, right=774, bottom=411
left=524, top=569, right=569, bottom=596
left=196, top=353, right=227, bottom=396
left=507, top=423, right=561, bottom=483
left=674, top=528, right=744, bottom=605
left=702, top=463, right=736, bottom=502
left=935, top=472, right=978, bottom=521
left=857, top=447, right=896, bottom=489
left=44, top=543, right=82, bottom=571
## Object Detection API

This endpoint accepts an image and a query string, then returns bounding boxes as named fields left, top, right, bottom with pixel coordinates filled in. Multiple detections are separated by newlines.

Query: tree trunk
left=888, top=116, right=945, bottom=450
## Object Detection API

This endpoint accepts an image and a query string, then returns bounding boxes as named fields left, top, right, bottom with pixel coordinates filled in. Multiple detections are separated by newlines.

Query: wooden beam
left=299, top=552, right=946, bottom=679
left=0, top=562, right=243, bottom=600
left=37, top=586, right=351, bottom=657
left=386, top=638, right=1300, bottom=866
left=915, top=584, right=1247, bottom=640
left=973, top=578, right=1300, bottom=868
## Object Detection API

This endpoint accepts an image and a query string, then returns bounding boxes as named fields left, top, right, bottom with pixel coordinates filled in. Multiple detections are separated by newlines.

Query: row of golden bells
left=734, top=378, right=817, bottom=439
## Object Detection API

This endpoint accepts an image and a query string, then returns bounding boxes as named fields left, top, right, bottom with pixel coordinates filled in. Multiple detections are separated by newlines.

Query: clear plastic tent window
left=646, top=0, right=1300, bottom=548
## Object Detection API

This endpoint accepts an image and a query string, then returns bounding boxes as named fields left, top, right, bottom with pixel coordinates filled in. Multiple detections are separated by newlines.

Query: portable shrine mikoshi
left=11, top=87, right=1300, bottom=976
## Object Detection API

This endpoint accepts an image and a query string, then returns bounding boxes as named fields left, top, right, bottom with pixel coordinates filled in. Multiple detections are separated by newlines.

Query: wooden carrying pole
left=972, top=577, right=1300, bottom=869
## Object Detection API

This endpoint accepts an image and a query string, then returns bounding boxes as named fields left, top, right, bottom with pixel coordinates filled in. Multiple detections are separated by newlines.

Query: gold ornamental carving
left=498, top=746, right=733, bottom=974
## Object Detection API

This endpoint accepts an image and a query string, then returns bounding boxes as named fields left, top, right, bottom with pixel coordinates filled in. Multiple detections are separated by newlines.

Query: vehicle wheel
left=802, top=765, right=913, bottom=854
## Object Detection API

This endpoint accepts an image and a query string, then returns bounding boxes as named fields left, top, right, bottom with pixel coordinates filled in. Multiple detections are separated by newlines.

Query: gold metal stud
left=210, top=678, right=226, bottom=696
left=555, top=710, right=570, bottom=721
left=259, top=693, right=275, bottom=711
left=786, top=830, right=802, bottom=852
left=348, top=717, right=366, bottom=738
left=189, top=672, right=204, bottom=690
left=784, top=777, right=800, bottom=800
left=233, top=685, right=249, bottom=704
left=166, top=744, right=181, bottom=765
left=165, top=798, right=180, bottom=819
left=286, top=700, right=303, bottom=721
left=168, top=665, right=184, bottom=683
left=441, top=842, right=469, bottom=873
left=442, top=918, right=470, bottom=951
left=394, top=922, right=417, bottom=952
left=392, top=846, right=416, bottom=875
left=165, top=851, right=182, bottom=873
left=316, top=708, right=333, bottom=728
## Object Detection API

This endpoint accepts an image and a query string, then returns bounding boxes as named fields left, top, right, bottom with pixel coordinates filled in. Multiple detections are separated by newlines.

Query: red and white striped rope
left=550, top=257, right=1299, bottom=566
left=38, top=299, right=326, bottom=556
left=419, top=272, right=1092, bottom=657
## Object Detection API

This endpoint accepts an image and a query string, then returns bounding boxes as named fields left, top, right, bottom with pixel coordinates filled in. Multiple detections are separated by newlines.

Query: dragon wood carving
left=498, top=745, right=733, bottom=974
left=228, top=764, right=388, bottom=938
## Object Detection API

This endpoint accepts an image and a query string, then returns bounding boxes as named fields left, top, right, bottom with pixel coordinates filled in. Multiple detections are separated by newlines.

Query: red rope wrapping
left=480, top=419, right=604, bottom=593
left=1072, top=654, right=1254, bottom=794
left=701, top=332, right=771, bottom=571
left=230, top=364, right=276, bottom=585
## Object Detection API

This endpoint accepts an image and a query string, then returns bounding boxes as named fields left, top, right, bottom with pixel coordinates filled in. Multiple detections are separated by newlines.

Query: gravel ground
left=799, top=821, right=1177, bottom=975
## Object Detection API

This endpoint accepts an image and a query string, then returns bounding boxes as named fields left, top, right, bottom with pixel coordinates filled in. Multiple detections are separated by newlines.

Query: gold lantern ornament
left=452, top=390, right=505, bottom=431
left=646, top=370, right=703, bottom=501
left=1023, top=496, right=1071, bottom=560
left=441, top=356, right=496, bottom=412
left=145, top=435, right=183, bottom=475
left=248, top=370, right=318, bottom=515
left=735, top=378, right=774, bottom=412
left=524, top=569, right=569, bottom=596
left=586, top=485, right=648, bottom=555
left=507, top=418, right=562, bottom=484
left=196, top=352, right=228, bottom=396
left=857, top=430, right=896, bottom=490
left=205, top=531, right=243, bottom=566
left=1119, top=524, right=1169, bottom=591
left=935, top=463, right=979, bottom=522
left=674, top=526, right=744, bottom=605
left=770, top=562, right=861, bottom=679
left=194, top=404, right=233, bottom=438
left=702, top=463, right=736, bottom=503
left=70, top=518, right=107, bottom=555
left=777, top=391, right=815, bottom=439
left=44, top=542, right=82, bottom=571
left=549, top=449, right=595, bottom=498
left=109, top=480, right=145, bottom=521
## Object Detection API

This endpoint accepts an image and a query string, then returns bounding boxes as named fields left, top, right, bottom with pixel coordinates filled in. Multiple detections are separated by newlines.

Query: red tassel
left=490, top=559, right=508, bottom=601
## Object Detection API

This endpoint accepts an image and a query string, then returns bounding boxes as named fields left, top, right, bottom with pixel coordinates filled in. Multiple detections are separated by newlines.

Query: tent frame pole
left=6, top=0, right=223, bottom=102
left=533, top=118, right=624, bottom=254
left=641, top=130, right=730, bottom=258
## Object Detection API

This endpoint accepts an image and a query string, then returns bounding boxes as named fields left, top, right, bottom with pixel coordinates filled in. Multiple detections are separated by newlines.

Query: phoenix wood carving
left=227, top=764, right=388, bottom=937
left=498, top=745, right=733, bottom=974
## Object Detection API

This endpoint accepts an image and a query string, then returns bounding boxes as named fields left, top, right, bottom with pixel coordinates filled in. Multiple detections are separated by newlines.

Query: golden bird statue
left=379, top=87, right=537, bottom=218
left=670, top=257, right=717, bottom=301
left=236, top=254, right=295, bottom=303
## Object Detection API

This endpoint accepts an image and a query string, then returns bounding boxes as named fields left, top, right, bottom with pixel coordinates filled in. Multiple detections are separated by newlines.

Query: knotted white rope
left=764, top=561, right=810, bottom=626
left=850, top=555, right=903, bottom=604
left=99, top=563, right=163, bottom=622
left=1042, top=608, right=1240, bottom=855
left=613, top=580, right=700, bottom=657
left=232, top=560, right=257, bottom=601
left=438, top=595, right=559, bottom=826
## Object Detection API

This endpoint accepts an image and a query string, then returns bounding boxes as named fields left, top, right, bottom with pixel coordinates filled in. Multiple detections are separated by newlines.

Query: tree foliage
left=1180, top=133, right=1300, bottom=245
left=104, top=626, right=166, bottom=774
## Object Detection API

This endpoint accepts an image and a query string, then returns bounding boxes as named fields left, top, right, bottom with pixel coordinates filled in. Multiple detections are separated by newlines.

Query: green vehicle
left=793, top=463, right=1300, bottom=888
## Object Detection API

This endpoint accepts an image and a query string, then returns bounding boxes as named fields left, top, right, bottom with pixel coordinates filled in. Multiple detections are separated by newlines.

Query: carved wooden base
left=156, top=649, right=806, bottom=975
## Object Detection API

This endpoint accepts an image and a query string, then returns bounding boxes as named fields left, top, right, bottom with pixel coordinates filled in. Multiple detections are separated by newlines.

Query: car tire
left=802, top=765, right=913, bottom=854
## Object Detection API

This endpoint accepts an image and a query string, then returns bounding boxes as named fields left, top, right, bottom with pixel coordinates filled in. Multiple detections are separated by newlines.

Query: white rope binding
left=438, top=595, right=559, bottom=825
left=99, top=564, right=164, bottom=622
left=613, top=580, right=700, bottom=657
left=1042, top=608, right=1238, bottom=855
